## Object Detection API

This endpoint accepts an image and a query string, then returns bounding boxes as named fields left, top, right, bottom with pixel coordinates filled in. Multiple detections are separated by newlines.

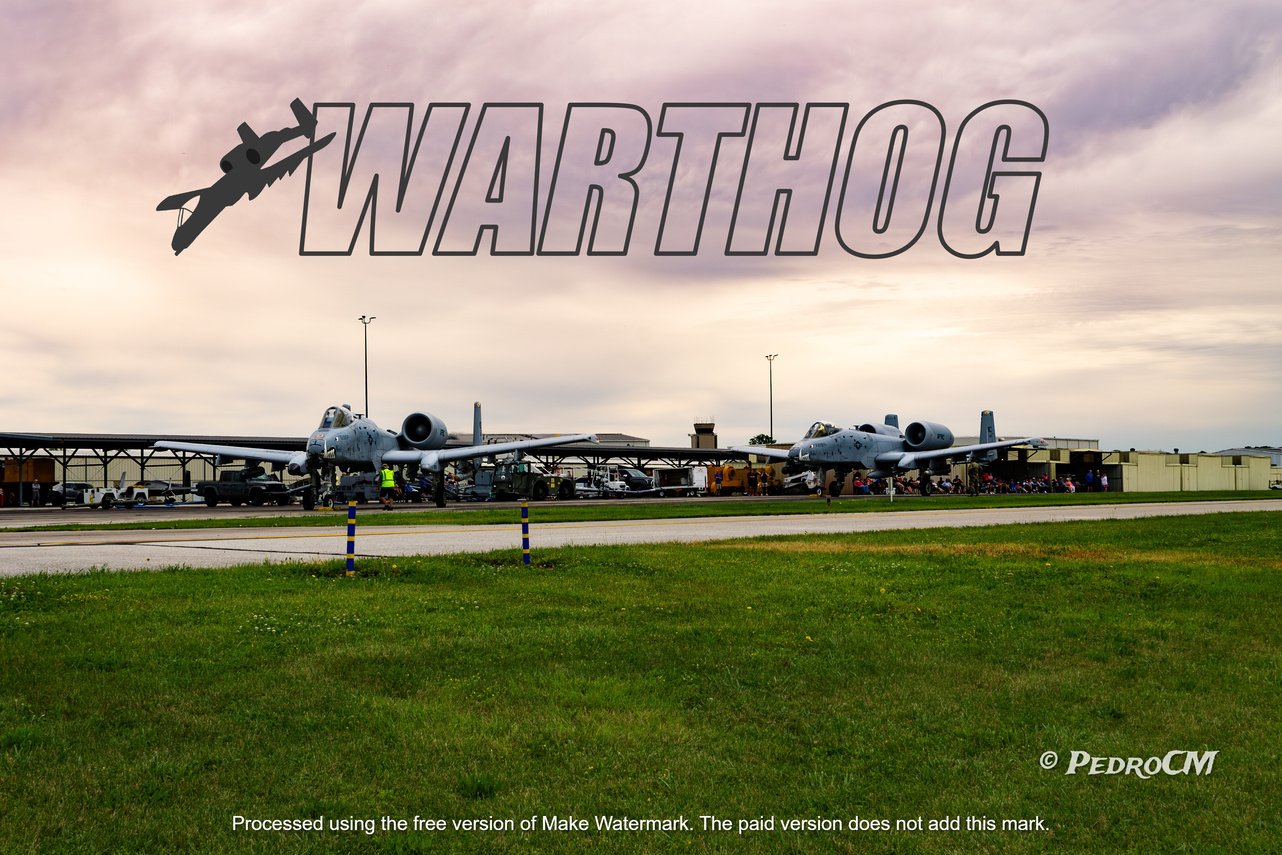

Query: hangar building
left=1, top=426, right=1279, bottom=505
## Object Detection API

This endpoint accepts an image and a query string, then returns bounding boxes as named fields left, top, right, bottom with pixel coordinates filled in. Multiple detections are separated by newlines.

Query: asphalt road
left=0, top=499, right=1277, bottom=577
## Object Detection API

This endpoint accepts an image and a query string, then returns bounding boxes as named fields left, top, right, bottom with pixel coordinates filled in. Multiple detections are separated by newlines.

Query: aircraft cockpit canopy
left=318, top=405, right=354, bottom=430
left=804, top=421, right=840, bottom=439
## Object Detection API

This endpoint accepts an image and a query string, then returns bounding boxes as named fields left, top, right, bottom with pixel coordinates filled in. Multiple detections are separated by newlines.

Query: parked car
left=51, top=482, right=95, bottom=506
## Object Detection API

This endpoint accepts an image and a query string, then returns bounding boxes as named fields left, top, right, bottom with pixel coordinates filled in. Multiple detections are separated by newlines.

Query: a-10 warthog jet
left=732, top=410, right=1042, bottom=496
left=156, top=403, right=596, bottom=508
left=156, top=98, right=336, bottom=254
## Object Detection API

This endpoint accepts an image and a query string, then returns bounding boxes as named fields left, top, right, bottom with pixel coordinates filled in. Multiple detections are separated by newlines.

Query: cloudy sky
left=2, top=1, right=1278, bottom=452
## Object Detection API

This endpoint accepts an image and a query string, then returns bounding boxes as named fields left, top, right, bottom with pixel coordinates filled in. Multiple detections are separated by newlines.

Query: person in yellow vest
left=379, top=464, right=397, bottom=511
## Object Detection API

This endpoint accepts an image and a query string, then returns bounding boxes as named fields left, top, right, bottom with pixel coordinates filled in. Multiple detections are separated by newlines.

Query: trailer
left=706, top=464, right=775, bottom=496
left=652, top=466, right=705, bottom=497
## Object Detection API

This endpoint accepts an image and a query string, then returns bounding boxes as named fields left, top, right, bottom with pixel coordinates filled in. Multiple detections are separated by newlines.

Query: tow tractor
left=86, top=476, right=181, bottom=509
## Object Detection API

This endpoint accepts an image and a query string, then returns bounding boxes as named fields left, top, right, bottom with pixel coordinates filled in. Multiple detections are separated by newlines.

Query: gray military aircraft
left=157, top=98, right=336, bottom=254
left=732, top=410, right=1042, bottom=496
left=156, top=403, right=596, bottom=508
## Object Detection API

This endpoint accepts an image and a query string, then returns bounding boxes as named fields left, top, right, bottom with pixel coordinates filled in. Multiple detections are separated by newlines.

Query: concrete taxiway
left=0, top=499, right=1277, bottom=576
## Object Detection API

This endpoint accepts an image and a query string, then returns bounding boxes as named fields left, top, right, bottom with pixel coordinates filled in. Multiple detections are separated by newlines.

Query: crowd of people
left=844, top=469, right=1113, bottom=496
left=970, top=469, right=1111, bottom=494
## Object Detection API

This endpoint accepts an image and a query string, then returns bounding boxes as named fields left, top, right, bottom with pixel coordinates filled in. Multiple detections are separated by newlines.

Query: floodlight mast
left=359, top=315, right=376, bottom=417
left=765, top=353, right=778, bottom=440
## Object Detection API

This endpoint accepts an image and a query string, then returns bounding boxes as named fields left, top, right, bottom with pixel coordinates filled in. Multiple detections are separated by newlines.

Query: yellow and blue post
left=345, top=500, right=357, bottom=575
left=520, top=500, right=531, bottom=565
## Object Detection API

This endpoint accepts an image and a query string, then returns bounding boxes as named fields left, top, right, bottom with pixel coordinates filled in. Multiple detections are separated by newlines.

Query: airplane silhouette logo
left=157, top=98, right=335, bottom=255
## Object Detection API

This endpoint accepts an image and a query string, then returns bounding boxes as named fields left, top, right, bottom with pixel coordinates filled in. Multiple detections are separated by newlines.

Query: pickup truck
left=195, top=468, right=293, bottom=507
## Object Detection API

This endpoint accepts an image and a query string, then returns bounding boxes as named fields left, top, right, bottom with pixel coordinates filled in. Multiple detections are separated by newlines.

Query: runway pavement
left=0, top=499, right=1277, bottom=577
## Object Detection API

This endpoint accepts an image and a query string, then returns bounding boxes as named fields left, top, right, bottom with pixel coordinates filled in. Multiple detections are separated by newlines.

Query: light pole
left=358, top=315, right=376, bottom=417
left=765, top=353, right=778, bottom=440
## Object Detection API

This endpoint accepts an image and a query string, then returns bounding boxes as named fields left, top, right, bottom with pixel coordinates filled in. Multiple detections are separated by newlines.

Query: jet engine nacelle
left=399, top=412, right=448, bottom=450
left=286, top=451, right=311, bottom=476
left=858, top=423, right=903, bottom=438
left=903, top=421, right=954, bottom=451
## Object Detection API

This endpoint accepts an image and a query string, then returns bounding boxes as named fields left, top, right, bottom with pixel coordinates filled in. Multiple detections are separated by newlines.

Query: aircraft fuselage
left=307, top=419, right=400, bottom=472
left=795, top=429, right=895, bottom=472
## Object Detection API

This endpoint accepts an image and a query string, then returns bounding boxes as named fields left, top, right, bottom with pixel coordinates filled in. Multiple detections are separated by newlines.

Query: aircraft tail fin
left=236, top=122, right=259, bottom=146
left=980, top=410, right=996, bottom=445
left=884, top=414, right=899, bottom=429
left=975, top=410, right=998, bottom=463
left=472, top=402, right=483, bottom=447
left=289, top=98, right=318, bottom=137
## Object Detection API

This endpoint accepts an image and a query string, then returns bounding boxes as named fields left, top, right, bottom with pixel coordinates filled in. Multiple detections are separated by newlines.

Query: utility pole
left=765, top=353, right=778, bottom=439
left=358, top=315, right=376, bottom=417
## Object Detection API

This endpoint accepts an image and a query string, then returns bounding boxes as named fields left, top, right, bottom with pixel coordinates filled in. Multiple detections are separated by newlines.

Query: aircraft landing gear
left=304, top=466, right=336, bottom=511
left=433, top=472, right=446, bottom=508
left=303, top=469, right=321, bottom=511
left=301, top=471, right=319, bottom=512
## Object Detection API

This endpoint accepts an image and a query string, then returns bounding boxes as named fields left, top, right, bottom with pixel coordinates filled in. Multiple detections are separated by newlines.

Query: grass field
left=12, top=489, right=1281, bottom=533
left=2, top=512, right=1279, bottom=852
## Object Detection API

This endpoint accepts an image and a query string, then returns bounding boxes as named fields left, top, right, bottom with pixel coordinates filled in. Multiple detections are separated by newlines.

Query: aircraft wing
left=157, top=187, right=206, bottom=211
left=894, top=437, right=1043, bottom=471
left=260, top=132, right=336, bottom=189
left=382, top=433, right=599, bottom=469
left=154, top=440, right=300, bottom=466
left=728, top=445, right=793, bottom=460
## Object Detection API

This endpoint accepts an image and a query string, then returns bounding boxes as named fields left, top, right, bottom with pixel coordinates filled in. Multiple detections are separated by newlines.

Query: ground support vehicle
left=455, top=468, right=495, bottom=502
left=86, top=479, right=181, bottom=509
left=194, top=468, right=293, bottom=508
left=492, top=460, right=575, bottom=501
left=331, top=473, right=380, bottom=504
left=400, top=475, right=461, bottom=504
left=781, top=471, right=822, bottom=495
left=706, top=464, right=776, bottom=496
left=652, top=467, right=705, bottom=497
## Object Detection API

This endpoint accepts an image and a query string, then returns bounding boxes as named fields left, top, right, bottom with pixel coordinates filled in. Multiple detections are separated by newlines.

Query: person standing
left=379, top=464, right=397, bottom=511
